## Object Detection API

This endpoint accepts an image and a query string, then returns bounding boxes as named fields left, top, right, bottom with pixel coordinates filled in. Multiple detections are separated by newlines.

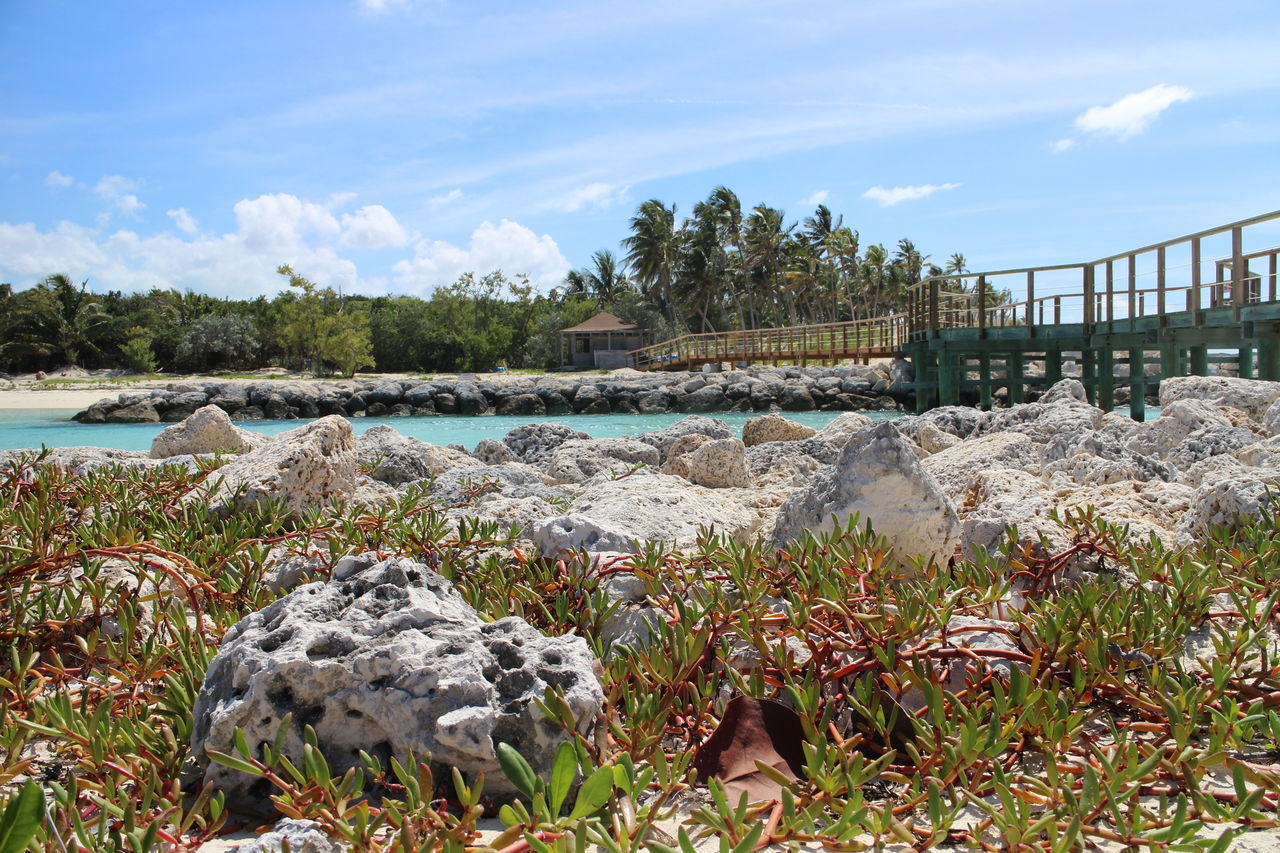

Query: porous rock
left=742, top=413, right=816, bottom=447
left=922, top=432, right=1040, bottom=503
left=473, top=438, right=518, bottom=466
left=502, top=423, right=591, bottom=467
left=357, top=425, right=473, bottom=485
left=150, top=405, right=265, bottom=459
left=1159, top=375, right=1280, bottom=423
left=631, top=415, right=735, bottom=460
left=814, top=412, right=875, bottom=447
left=660, top=433, right=713, bottom=479
left=745, top=436, right=840, bottom=480
left=531, top=470, right=758, bottom=554
left=191, top=554, right=603, bottom=803
left=1178, top=471, right=1280, bottom=541
left=231, top=819, right=342, bottom=853
left=771, top=422, right=960, bottom=566
left=685, top=437, right=752, bottom=488
left=544, top=438, right=660, bottom=484
left=192, top=416, right=356, bottom=515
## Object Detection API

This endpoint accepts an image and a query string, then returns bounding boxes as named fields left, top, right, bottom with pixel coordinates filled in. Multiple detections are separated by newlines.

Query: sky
left=2, top=0, right=1279, bottom=301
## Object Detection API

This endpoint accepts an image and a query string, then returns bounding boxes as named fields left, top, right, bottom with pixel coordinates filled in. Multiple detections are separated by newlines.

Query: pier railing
left=907, top=209, right=1280, bottom=338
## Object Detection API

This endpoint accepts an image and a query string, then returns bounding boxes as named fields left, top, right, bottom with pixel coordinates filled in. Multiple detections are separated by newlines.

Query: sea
left=0, top=408, right=893, bottom=453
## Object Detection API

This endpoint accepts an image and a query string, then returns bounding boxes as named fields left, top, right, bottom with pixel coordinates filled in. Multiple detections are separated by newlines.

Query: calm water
left=0, top=408, right=898, bottom=453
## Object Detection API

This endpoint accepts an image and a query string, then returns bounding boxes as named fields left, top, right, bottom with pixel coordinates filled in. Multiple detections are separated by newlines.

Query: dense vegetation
left=0, top=189, right=980, bottom=376
left=0, top=454, right=1277, bottom=850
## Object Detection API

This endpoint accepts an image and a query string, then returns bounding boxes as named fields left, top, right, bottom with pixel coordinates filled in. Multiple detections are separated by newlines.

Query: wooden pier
left=628, top=210, right=1280, bottom=420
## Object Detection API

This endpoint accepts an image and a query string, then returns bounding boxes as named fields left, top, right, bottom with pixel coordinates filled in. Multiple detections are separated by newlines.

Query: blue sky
left=2, top=0, right=1279, bottom=300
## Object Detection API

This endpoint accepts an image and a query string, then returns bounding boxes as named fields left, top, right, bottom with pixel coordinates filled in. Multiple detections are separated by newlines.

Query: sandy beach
left=0, top=388, right=128, bottom=410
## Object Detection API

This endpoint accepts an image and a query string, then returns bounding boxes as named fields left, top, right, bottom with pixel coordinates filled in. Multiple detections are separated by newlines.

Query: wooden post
left=929, top=279, right=940, bottom=334
left=1239, top=347, right=1255, bottom=379
left=1053, top=297, right=1061, bottom=324
left=977, top=276, right=987, bottom=336
left=1008, top=351, right=1025, bottom=404
left=1026, top=271, right=1035, bottom=333
left=1159, top=341, right=1179, bottom=381
left=1271, top=252, right=1278, bottom=303
left=1127, top=254, right=1137, bottom=332
left=937, top=346, right=957, bottom=406
left=1081, top=349, right=1097, bottom=406
left=1128, top=347, right=1146, bottom=422
left=978, top=352, right=992, bottom=410
left=1083, top=265, right=1095, bottom=329
left=1106, top=260, right=1115, bottom=323
left=1045, top=345, right=1063, bottom=387
left=1259, top=337, right=1280, bottom=382
left=1190, top=345, right=1209, bottom=376
left=1156, top=246, right=1166, bottom=318
left=1190, top=237, right=1201, bottom=318
left=1232, top=226, right=1244, bottom=320
left=1097, top=349, right=1115, bottom=411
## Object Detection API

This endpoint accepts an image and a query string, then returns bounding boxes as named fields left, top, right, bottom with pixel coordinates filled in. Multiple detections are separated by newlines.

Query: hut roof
left=559, top=312, right=644, bottom=333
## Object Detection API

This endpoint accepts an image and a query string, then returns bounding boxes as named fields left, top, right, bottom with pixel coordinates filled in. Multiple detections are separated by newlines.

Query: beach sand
left=0, top=387, right=126, bottom=410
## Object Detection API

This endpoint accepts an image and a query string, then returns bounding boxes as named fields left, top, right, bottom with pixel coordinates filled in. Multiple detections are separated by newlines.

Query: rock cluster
left=72, top=363, right=909, bottom=423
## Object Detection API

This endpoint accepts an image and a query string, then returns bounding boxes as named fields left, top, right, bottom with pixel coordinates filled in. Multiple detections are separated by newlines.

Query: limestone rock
left=742, top=413, right=816, bottom=447
left=922, top=432, right=1040, bottom=503
left=544, top=438, right=660, bottom=484
left=974, top=399, right=1104, bottom=445
left=425, top=465, right=569, bottom=533
left=1264, top=398, right=1280, bottom=438
left=531, top=470, right=759, bottom=554
left=1159, top=375, right=1280, bottom=422
left=1178, top=471, right=1280, bottom=541
left=107, top=400, right=160, bottom=423
left=192, top=416, right=356, bottom=515
left=1042, top=431, right=1175, bottom=484
left=473, top=438, right=518, bottom=466
left=685, top=438, right=752, bottom=488
left=814, top=412, right=874, bottom=447
left=631, top=415, right=734, bottom=461
left=659, top=433, right=713, bottom=479
left=745, top=436, right=840, bottom=480
left=914, top=421, right=962, bottom=455
left=1125, top=399, right=1236, bottom=459
left=191, top=554, right=603, bottom=803
left=150, top=405, right=265, bottom=459
left=232, top=819, right=342, bottom=853
left=771, top=422, right=960, bottom=566
left=1039, top=378, right=1087, bottom=405
left=502, top=423, right=591, bottom=467
left=357, top=425, right=474, bottom=485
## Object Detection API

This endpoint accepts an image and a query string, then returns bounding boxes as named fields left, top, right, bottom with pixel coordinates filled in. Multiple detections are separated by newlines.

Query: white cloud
left=233, top=193, right=340, bottom=253
left=93, top=174, right=146, bottom=215
left=801, top=189, right=830, bottom=205
left=44, top=170, right=74, bottom=189
left=393, top=219, right=569, bottom=294
left=357, top=0, right=409, bottom=13
left=862, top=182, right=960, bottom=206
left=1074, top=84, right=1192, bottom=140
left=167, top=208, right=199, bottom=235
left=340, top=204, right=411, bottom=248
left=428, top=188, right=463, bottom=206
left=543, top=181, right=630, bottom=213
left=1049, top=138, right=1077, bottom=153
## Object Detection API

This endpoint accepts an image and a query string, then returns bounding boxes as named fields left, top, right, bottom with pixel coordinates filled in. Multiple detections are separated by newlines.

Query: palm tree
left=802, top=204, right=844, bottom=322
left=565, top=250, right=632, bottom=305
left=2, top=274, right=111, bottom=366
left=743, top=205, right=795, bottom=325
left=622, top=200, right=680, bottom=325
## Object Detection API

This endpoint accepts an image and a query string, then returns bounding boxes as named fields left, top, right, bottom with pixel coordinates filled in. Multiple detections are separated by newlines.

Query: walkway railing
left=906, top=209, right=1280, bottom=337
left=627, top=313, right=910, bottom=370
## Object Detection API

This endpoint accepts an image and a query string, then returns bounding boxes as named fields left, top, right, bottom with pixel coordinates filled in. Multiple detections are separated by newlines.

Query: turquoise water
left=0, top=408, right=896, bottom=453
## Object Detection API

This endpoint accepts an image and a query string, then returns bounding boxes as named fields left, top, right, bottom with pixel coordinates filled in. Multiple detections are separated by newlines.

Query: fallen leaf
left=692, top=696, right=807, bottom=803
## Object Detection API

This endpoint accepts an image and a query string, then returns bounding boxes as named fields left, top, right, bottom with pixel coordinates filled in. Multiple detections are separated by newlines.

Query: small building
left=559, top=312, right=653, bottom=369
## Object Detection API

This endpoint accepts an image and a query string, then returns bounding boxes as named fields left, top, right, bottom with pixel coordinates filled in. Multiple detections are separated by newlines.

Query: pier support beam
left=1129, top=348, right=1146, bottom=422
left=1007, top=352, right=1025, bottom=405
left=1239, top=346, right=1255, bottom=379
left=1097, top=349, right=1115, bottom=412
left=978, top=352, right=992, bottom=410
left=1044, top=346, right=1063, bottom=389
left=1159, top=342, right=1179, bottom=381
left=937, top=347, right=957, bottom=407
left=1189, top=346, right=1209, bottom=376
left=1259, top=338, right=1280, bottom=382
left=1081, top=350, right=1097, bottom=406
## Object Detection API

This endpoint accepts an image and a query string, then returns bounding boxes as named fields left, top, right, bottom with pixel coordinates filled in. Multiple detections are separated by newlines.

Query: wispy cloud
left=801, top=189, right=830, bottom=206
left=94, top=174, right=145, bottom=215
left=1053, top=83, right=1193, bottom=150
left=357, top=0, right=410, bottom=14
left=167, top=208, right=198, bottom=235
left=862, top=182, right=959, bottom=206
left=45, top=170, right=75, bottom=189
left=428, top=188, right=463, bottom=206
left=544, top=181, right=630, bottom=213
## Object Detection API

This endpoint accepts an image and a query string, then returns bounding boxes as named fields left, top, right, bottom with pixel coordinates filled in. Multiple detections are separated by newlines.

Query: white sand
left=0, top=388, right=120, bottom=410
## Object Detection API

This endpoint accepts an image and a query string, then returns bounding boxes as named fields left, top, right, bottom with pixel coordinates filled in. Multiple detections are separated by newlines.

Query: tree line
left=0, top=186, right=980, bottom=376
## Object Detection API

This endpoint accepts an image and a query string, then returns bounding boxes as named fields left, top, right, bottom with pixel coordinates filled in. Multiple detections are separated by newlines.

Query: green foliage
left=118, top=326, right=158, bottom=374
left=0, top=781, right=44, bottom=853
left=276, top=265, right=374, bottom=377
left=174, top=313, right=260, bottom=372
left=2, top=454, right=1279, bottom=850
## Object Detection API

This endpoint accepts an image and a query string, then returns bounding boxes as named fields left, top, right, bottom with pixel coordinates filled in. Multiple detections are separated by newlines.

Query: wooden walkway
left=629, top=210, right=1280, bottom=420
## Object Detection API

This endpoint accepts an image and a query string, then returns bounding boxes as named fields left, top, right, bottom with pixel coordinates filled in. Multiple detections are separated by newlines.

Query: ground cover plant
left=0, top=453, right=1278, bottom=850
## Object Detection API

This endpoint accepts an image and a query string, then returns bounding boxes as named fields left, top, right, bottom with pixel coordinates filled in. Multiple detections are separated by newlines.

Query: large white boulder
left=814, top=412, right=874, bottom=447
left=531, top=471, right=760, bottom=554
left=770, top=422, right=960, bottom=567
left=1159, top=375, right=1280, bottom=423
left=1124, top=399, right=1236, bottom=459
left=150, top=405, right=265, bottom=459
left=357, top=425, right=473, bottom=485
left=544, top=438, right=660, bottom=484
left=742, top=413, right=816, bottom=447
left=1178, top=471, right=1280, bottom=541
left=922, top=432, right=1040, bottom=503
left=631, top=415, right=735, bottom=461
left=685, top=437, right=752, bottom=488
left=191, top=554, right=603, bottom=803
left=193, top=416, right=356, bottom=515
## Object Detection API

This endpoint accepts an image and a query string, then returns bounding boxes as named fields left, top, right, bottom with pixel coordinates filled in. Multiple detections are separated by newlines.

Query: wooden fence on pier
left=628, top=209, right=1280, bottom=420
